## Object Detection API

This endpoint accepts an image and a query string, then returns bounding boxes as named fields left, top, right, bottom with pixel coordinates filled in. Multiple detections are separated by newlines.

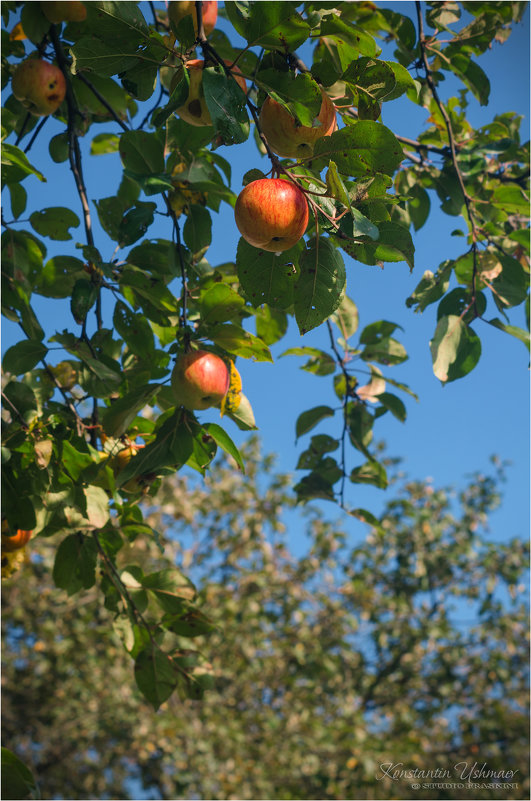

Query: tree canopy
left=2, top=442, right=529, bottom=800
left=0, top=1, right=529, bottom=794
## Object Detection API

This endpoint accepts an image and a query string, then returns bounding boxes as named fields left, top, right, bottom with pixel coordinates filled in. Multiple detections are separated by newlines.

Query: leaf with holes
left=294, top=238, right=346, bottom=335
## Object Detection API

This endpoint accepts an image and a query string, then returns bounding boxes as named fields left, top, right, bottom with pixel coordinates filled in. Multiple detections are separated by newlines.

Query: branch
left=163, top=193, right=190, bottom=345
left=415, top=1, right=480, bottom=316
left=75, top=72, right=130, bottom=132
left=23, top=116, right=48, bottom=153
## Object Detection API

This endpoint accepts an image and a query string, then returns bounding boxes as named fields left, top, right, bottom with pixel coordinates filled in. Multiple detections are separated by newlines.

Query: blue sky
left=2, top=2, right=529, bottom=551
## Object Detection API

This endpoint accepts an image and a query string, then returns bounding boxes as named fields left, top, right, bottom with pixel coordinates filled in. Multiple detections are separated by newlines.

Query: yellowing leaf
left=220, top=361, right=242, bottom=416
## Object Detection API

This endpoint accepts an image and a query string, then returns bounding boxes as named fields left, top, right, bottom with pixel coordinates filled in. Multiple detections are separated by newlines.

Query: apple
left=41, top=1, right=87, bottom=23
left=234, top=178, right=309, bottom=252
left=2, top=529, right=33, bottom=553
left=12, top=58, right=66, bottom=117
left=171, top=350, right=230, bottom=410
left=169, top=0, right=217, bottom=37
left=174, top=59, right=246, bottom=127
left=258, top=88, right=337, bottom=159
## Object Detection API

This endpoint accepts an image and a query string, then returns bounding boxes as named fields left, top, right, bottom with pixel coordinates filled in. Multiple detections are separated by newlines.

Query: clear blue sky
left=2, top=2, right=529, bottom=550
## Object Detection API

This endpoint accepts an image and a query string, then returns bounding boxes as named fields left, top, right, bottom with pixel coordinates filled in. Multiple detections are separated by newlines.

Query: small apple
left=2, top=529, right=33, bottom=553
left=234, top=178, right=309, bottom=252
left=12, top=58, right=66, bottom=117
left=171, top=350, right=230, bottom=410
left=41, top=1, right=87, bottom=23
left=174, top=59, right=246, bottom=127
left=258, top=88, right=337, bottom=159
left=169, top=0, right=217, bottom=37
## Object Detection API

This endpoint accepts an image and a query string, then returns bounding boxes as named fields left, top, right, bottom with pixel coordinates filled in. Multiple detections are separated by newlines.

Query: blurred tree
left=2, top=440, right=528, bottom=800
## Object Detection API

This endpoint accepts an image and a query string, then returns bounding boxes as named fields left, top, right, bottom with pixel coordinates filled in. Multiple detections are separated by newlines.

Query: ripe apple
left=41, top=1, right=87, bottom=23
left=258, top=88, right=337, bottom=159
left=2, top=529, right=33, bottom=553
left=234, top=178, right=309, bottom=252
left=169, top=0, right=217, bottom=36
left=12, top=58, right=66, bottom=116
left=174, top=59, right=246, bottom=127
left=171, top=350, right=230, bottom=410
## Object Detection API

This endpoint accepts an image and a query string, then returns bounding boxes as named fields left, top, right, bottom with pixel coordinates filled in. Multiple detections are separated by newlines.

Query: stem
left=415, top=1, right=479, bottom=314
left=163, top=193, right=190, bottom=345
left=23, top=116, right=49, bottom=153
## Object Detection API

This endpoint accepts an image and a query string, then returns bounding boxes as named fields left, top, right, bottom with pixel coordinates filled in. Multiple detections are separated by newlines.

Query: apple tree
left=1, top=0, right=529, bottom=711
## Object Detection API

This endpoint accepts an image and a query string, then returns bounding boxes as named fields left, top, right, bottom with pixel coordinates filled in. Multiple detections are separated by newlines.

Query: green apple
left=234, top=178, right=309, bottom=252
left=12, top=58, right=66, bottom=116
left=171, top=350, right=230, bottom=410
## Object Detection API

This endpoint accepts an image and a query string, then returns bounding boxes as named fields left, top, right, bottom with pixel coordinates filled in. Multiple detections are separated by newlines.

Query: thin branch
left=415, top=1, right=480, bottom=316
left=14, top=113, right=32, bottom=147
left=137, top=82, right=166, bottom=130
left=75, top=72, right=130, bottom=132
left=23, top=116, right=48, bottom=153
left=163, top=193, right=190, bottom=344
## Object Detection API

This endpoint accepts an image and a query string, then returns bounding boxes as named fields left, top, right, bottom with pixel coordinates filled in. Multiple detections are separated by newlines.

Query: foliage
left=2, top=442, right=529, bottom=800
left=1, top=0, right=529, bottom=706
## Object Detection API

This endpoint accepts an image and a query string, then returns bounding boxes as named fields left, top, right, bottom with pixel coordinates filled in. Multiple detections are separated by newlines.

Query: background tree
left=2, top=441, right=529, bottom=800
left=1, top=0, right=529, bottom=771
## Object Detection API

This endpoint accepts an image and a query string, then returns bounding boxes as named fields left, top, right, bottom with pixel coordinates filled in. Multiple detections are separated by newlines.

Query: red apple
left=2, top=529, right=33, bottom=552
left=174, top=58, right=246, bottom=127
left=41, top=1, right=87, bottom=23
left=171, top=350, right=230, bottom=410
left=259, top=88, right=337, bottom=159
left=12, top=58, right=66, bottom=116
left=234, top=178, right=309, bottom=252
left=169, top=0, right=217, bottom=36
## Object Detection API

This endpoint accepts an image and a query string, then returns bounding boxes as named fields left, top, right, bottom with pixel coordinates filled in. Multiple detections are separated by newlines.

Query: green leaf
left=348, top=404, right=373, bottom=456
left=115, top=411, right=192, bottom=486
left=343, top=57, right=396, bottom=103
left=407, top=185, right=431, bottom=231
left=224, top=392, right=258, bottom=431
left=331, top=294, right=359, bottom=338
left=350, top=460, right=388, bottom=489
left=30, top=207, right=80, bottom=241
left=70, top=279, right=98, bottom=325
left=49, top=133, right=69, bottom=164
left=113, top=300, right=155, bottom=358
left=326, top=160, right=352, bottom=210
left=320, top=15, right=377, bottom=57
left=1, top=142, right=46, bottom=184
left=295, top=238, right=346, bottom=335
left=406, top=262, right=452, bottom=312
left=295, top=405, right=335, bottom=440
left=202, top=66, right=249, bottom=147
left=20, top=1, right=50, bottom=44
left=430, top=315, right=482, bottom=383
left=70, top=38, right=139, bottom=77
left=3, top=340, right=47, bottom=374
left=35, top=256, right=87, bottom=299
left=313, top=121, right=403, bottom=178
left=230, top=2, right=310, bottom=51
left=281, top=347, right=336, bottom=376
left=53, top=533, right=98, bottom=596
left=197, top=284, right=245, bottom=327
left=118, top=202, right=157, bottom=247
left=491, top=185, right=529, bottom=214
left=294, top=471, right=336, bottom=502
left=134, top=646, right=180, bottom=710
left=486, top=318, right=530, bottom=351
left=208, top=323, right=273, bottom=362
left=1, top=748, right=39, bottom=801
left=255, top=306, right=288, bottom=345
left=119, top=130, right=165, bottom=175
left=237, top=238, right=303, bottom=310
left=183, top=204, right=212, bottom=261
left=162, top=607, right=216, bottom=638
left=203, top=423, right=245, bottom=473
left=447, top=52, right=490, bottom=105
left=83, top=485, right=110, bottom=528
left=151, top=67, right=190, bottom=128
left=255, top=69, right=322, bottom=127
left=296, top=434, right=339, bottom=469
left=101, top=384, right=162, bottom=437
left=343, top=221, right=414, bottom=271
left=142, top=568, right=197, bottom=609
left=7, top=183, right=27, bottom=219
left=91, top=132, right=120, bottom=155
left=377, top=392, right=407, bottom=422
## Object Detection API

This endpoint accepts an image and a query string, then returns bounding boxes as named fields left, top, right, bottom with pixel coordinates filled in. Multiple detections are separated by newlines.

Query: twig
left=23, top=116, right=48, bottom=153
left=14, top=113, right=32, bottom=147
left=415, top=1, right=480, bottom=316
left=137, top=82, right=166, bottom=129
left=163, top=193, right=190, bottom=345
left=75, top=72, right=130, bottom=132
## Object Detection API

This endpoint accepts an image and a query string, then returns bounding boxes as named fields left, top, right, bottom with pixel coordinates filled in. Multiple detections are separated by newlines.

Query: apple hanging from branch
left=11, top=57, right=66, bottom=116
left=171, top=350, right=230, bottom=410
left=169, top=0, right=218, bottom=36
left=258, top=88, right=337, bottom=159
left=40, top=1, right=87, bottom=23
left=234, top=178, right=309, bottom=253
